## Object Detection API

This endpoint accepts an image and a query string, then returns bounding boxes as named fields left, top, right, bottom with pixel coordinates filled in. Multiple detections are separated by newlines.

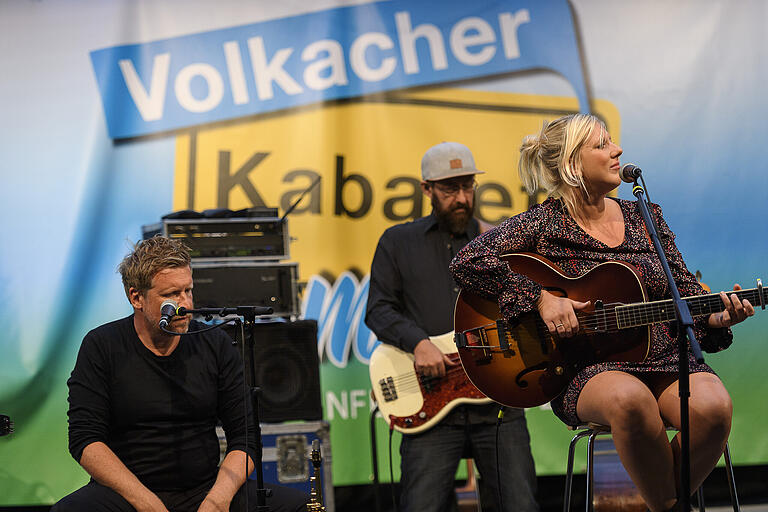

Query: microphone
left=158, top=300, right=178, bottom=329
left=620, top=163, right=642, bottom=183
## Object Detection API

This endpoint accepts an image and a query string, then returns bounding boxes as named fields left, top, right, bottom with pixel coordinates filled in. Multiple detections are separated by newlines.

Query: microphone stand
left=631, top=179, right=704, bottom=511
left=182, top=306, right=273, bottom=511
left=242, top=307, right=272, bottom=512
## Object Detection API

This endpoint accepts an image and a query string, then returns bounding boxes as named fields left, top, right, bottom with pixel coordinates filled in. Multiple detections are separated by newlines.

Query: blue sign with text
left=90, top=0, right=587, bottom=139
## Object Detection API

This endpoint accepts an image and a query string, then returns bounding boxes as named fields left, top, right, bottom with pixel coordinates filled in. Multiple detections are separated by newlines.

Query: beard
left=433, top=195, right=474, bottom=235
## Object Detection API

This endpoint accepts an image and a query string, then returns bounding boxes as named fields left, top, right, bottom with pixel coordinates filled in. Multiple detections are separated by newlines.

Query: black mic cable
left=159, top=319, right=236, bottom=337
left=388, top=422, right=399, bottom=512
left=496, top=406, right=505, bottom=512
left=622, top=162, right=664, bottom=241
left=237, top=320, right=250, bottom=512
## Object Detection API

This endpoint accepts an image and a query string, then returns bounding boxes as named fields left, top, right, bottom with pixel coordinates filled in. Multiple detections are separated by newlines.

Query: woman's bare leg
left=655, top=372, right=733, bottom=494
left=576, top=371, right=677, bottom=512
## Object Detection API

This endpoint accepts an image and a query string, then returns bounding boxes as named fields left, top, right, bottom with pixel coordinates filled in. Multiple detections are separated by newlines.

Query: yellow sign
left=173, top=88, right=620, bottom=282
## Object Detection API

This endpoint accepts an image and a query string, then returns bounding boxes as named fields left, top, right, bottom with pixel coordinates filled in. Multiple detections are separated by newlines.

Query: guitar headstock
left=0, top=415, right=13, bottom=437
left=695, top=270, right=711, bottom=293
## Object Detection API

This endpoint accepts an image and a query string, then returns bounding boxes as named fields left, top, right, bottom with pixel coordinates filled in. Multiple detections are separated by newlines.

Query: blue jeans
left=399, top=410, right=538, bottom=512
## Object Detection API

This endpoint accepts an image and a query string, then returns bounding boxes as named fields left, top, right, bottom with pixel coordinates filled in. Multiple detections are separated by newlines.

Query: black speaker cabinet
left=227, top=320, right=322, bottom=423
left=191, top=262, right=299, bottom=318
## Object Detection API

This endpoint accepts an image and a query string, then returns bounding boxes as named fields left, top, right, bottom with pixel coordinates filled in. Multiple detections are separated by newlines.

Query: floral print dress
left=449, top=197, right=731, bottom=425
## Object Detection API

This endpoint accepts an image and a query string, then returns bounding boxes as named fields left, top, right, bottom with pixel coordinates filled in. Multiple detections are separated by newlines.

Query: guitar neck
left=616, top=286, right=766, bottom=328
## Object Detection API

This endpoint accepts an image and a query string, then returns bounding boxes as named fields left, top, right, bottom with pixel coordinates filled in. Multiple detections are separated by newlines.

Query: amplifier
left=142, top=217, right=289, bottom=261
left=191, top=262, right=299, bottom=318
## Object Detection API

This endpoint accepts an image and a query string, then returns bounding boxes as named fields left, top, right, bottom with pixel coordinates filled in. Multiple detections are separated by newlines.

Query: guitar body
left=369, top=332, right=491, bottom=434
left=454, top=253, right=651, bottom=408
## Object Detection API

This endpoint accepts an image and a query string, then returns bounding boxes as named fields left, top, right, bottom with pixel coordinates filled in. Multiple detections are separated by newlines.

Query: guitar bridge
left=495, top=319, right=510, bottom=351
left=379, top=377, right=397, bottom=402
left=495, top=319, right=519, bottom=356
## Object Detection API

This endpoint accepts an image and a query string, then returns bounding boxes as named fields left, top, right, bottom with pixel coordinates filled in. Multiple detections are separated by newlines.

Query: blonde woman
left=449, top=114, right=753, bottom=512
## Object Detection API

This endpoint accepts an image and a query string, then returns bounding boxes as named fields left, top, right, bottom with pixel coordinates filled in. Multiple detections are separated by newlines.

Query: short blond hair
left=518, top=113, right=605, bottom=218
left=118, top=236, right=191, bottom=297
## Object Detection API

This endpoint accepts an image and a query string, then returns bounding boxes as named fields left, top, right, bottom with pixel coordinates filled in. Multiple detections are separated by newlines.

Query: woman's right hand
left=537, top=289, right=590, bottom=338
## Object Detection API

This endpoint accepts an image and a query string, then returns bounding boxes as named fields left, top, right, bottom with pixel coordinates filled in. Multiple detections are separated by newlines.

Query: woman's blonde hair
left=518, top=113, right=605, bottom=218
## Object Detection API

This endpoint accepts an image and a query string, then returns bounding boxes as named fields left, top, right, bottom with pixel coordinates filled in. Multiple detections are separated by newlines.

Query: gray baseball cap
left=421, top=142, right=485, bottom=181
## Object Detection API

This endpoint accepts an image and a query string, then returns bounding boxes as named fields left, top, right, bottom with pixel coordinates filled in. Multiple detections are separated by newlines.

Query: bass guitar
left=369, top=332, right=491, bottom=434
left=454, top=253, right=766, bottom=408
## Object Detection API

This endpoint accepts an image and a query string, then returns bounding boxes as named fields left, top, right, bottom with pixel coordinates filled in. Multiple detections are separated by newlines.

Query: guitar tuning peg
left=695, top=270, right=711, bottom=292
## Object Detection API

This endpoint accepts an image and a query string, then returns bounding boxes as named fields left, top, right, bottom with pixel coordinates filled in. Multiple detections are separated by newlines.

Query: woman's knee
left=690, top=375, right=733, bottom=440
left=608, top=388, right=663, bottom=433
left=692, top=395, right=732, bottom=442
left=579, top=374, right=662, bottom=434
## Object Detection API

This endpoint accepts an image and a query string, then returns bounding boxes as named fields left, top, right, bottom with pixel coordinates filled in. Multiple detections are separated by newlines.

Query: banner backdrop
left=1, top=0, right=767, bottom=506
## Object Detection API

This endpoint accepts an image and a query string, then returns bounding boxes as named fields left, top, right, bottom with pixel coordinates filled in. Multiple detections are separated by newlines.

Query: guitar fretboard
left=615, top=286, right=766, bottom=329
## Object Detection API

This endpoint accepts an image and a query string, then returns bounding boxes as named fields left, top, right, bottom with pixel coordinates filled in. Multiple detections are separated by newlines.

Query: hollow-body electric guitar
left=369, top=332, right=491, bottom=434
left=454, top=253, right=767, bottom=409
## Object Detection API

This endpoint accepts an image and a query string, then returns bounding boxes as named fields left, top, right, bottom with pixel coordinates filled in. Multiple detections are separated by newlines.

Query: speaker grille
left=228, top=320, right=322, bottom=423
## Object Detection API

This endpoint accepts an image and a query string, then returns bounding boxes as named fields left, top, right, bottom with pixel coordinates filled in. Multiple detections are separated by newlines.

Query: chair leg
left=696, top=485, right=705, bottom=512
left=723, top=442, right=740, bottom=512
left=564, top=431, right=592, bottom=512
left=586, top=431, right=598, bottom=512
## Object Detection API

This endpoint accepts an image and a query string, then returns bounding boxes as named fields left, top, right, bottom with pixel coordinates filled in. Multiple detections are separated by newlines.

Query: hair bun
left=520, top=133, right=541, bottom=153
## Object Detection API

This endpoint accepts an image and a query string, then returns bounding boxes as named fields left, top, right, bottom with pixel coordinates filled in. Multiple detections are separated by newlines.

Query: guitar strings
left=570, top=288, right=754, bottom=331
left=383, top=290, right=766, bottom=391
left=480, top=287, right=752, bottom=336
left=381, top=292, right=767, bottom=395
left=383, top=366, right=469, bottom=393
left=384, top=377, right=467, bottom=395
left=461, top=287, right=764, bottom=349
left=385, top=362, right=465, bottom=385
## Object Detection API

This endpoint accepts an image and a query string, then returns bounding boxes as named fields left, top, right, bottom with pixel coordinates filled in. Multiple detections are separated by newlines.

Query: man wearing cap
left=365, top=143, right=538, bottom=512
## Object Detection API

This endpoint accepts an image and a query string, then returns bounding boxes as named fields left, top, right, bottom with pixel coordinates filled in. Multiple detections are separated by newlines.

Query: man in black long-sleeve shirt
left=52, top=237, right=305, bottom=512
left=365, top=142, right=538, bottom=512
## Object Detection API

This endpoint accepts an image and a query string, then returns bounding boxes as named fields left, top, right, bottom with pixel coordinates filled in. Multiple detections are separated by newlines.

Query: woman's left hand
left=708, top=284, right=755, bottom=328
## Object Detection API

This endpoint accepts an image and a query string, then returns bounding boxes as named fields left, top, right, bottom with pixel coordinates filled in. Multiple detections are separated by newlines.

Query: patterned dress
left=449, top=197, right=732, bottom=426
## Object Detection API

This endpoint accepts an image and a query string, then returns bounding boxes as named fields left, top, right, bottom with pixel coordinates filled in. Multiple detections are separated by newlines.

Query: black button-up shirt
left=365, top=212, right=480, bottom=353
left=365, top=212, right=510, bottom=426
